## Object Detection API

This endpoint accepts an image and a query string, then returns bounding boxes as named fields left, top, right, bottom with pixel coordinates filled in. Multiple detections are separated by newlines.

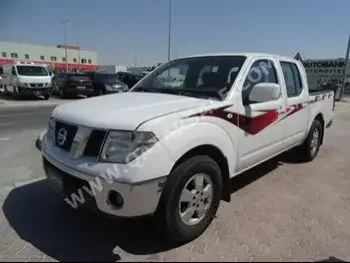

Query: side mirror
left=248, top=83, right=281, bottom=103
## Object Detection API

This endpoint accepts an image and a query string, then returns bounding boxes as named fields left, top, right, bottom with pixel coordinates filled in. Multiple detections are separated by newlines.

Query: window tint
left=291, top=63, right=303, bottom=94
left=280, top=62, right=302, bottom=97
left=242, top=59, right=278, bottom=105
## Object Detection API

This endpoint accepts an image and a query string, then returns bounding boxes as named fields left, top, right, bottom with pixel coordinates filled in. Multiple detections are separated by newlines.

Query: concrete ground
left=0, top=101, right=350, bottom=261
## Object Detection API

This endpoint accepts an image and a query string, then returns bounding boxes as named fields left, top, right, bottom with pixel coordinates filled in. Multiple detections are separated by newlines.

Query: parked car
left=85, top=72, right=128, bottom=96
left=36, top=53, right=334, bottom=243
left=51, top=72, right=94, bottom=98
left=115, top=71, right=140, bottom=88
left=1, top=61, right=51, bottom=99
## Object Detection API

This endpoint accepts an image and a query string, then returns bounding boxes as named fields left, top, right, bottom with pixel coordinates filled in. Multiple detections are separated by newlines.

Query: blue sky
left=1, top=0, right=350, bottom=65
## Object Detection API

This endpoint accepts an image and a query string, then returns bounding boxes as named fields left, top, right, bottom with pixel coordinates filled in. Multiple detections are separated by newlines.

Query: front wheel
left=155, top=155, right=223, bottom=243
left=297, top=119, right=322, bottom=162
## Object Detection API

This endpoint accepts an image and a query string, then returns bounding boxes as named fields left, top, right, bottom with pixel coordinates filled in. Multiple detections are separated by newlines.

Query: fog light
left=107, top=190, right=124, bottom=209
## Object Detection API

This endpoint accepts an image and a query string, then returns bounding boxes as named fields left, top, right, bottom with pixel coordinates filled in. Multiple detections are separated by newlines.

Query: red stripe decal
left=188, top=105, right=278, bottom=135
left=186, top=93, right=332, bottom=135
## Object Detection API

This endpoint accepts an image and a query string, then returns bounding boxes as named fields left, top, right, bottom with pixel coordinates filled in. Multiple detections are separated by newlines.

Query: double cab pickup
left=36, top=53, right=334, bottom=242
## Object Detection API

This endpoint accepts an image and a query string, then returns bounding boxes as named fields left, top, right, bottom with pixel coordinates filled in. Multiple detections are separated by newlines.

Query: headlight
left=100, top=131, right=158, bottom=163
left=105, top=84, right=113, bottom=91
left=114, top=84, right=128, bottom=92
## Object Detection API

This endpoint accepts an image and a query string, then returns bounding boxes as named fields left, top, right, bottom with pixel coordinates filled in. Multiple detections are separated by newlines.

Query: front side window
left=131, top=56, right=247, bottom=100
left=242, top=59, right=278, bottom=105
left=16, top=66, right=49, bottom=76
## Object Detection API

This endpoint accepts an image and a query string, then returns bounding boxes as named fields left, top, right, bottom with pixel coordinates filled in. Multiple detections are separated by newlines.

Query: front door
left=236, top=58, right=287, bottom=172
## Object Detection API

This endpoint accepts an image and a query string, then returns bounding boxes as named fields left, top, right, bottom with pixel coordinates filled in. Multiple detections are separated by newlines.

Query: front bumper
left=66, top=86, right=94, bottom=96
left=37, top=136, right=167, bottom=217
left=17, top=86, right=51, bottom=96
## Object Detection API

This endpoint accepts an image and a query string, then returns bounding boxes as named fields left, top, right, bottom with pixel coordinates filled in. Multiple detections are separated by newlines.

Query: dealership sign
left=303, top=60, right=345, bottom=75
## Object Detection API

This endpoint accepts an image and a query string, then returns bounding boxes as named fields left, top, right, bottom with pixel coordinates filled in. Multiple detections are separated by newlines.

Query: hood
left=52, top=92, right=210, bottom=130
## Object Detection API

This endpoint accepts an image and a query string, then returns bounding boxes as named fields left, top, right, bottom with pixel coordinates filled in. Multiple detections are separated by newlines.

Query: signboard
left=302, top=59, right=346, bottom=90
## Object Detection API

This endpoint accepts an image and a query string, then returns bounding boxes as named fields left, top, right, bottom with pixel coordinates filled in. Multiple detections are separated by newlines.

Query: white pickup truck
left=36, top=53, right=334, bottom=242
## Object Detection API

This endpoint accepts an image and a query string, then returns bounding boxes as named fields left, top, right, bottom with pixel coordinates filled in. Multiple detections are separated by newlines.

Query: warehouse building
left=0, top=41, right=98, bottom=71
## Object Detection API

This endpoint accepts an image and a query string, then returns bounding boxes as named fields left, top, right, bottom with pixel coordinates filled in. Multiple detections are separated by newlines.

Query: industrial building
left=0, top=41, right=98, bottom=71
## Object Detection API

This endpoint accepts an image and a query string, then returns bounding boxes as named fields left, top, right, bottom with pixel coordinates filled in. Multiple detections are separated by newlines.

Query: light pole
left=341, top=33, right=350, bottom=100
left=61, top=19, right=70, bottom=72
left=167, top=0, right=172, bottom=61
left=77, top=37, right=80, bottom=72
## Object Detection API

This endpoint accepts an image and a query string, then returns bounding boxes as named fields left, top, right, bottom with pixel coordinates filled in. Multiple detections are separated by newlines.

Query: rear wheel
left=43, top=94, right=50, bottom=100
left=155, top=155, right=222, bottom=243
left=297, top=119, right=322, bottom=162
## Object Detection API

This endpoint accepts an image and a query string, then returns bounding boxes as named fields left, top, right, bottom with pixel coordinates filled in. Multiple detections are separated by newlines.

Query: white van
left=1, top=61, right=52, bottom=99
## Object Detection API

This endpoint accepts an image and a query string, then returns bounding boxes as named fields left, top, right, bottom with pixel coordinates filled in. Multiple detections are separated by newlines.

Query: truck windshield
left=16, top=66, right=49, bottom=76
left=130, top=56, right=246, bottom=100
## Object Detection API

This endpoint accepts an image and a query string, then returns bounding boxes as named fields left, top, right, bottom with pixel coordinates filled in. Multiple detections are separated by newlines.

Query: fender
left=159, top=122, right=237, bottom=176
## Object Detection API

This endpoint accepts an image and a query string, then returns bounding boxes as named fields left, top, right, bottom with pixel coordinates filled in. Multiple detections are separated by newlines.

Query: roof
left=175, top=52, right=296, bottom=61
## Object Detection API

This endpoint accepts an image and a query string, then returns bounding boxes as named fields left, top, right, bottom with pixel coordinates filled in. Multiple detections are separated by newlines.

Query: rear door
left=279, top=61, right=309, bottom=149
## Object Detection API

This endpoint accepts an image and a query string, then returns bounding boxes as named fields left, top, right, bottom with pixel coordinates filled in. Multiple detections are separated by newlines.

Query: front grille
left=84, top=130, right=107, bottom=157
left=29, top=83, right=44, bottom=88
left=54, top=121, right=78, bottom=152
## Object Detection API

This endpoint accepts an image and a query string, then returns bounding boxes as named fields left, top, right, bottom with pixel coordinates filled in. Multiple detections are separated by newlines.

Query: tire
left=297, top=119, right=323, bottom=162
left=43, top=94, right=50, bottom=100
left=13, top=86, right=20, bottom=100
left=155, top=155, right=223, bottom=243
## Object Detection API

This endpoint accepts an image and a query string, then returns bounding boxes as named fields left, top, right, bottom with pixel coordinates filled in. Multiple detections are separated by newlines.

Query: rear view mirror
left=249, top=83, right=281, bottom=103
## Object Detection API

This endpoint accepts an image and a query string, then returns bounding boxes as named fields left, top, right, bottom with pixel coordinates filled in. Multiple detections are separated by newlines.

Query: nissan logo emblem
left=57, top=127, right=68, bottom=146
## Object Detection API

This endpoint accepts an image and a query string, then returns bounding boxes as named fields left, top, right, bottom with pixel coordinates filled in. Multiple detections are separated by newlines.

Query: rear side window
left=280, top=62, right=303, bottom=97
